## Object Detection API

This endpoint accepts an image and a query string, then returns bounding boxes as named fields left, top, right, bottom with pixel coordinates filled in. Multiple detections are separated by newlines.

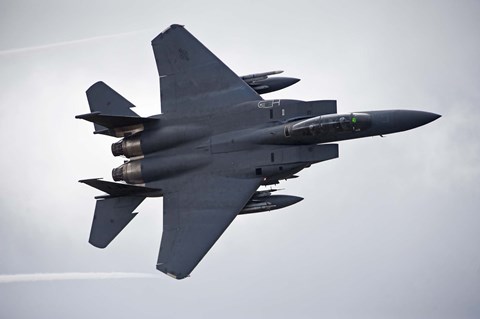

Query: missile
left=251, top=77, right=300, bottom=94
left=241, top=70, right=284, bottom=82
left=241, top=70, right=300, bottom=94
left=238, top=194, right=303, bottom=215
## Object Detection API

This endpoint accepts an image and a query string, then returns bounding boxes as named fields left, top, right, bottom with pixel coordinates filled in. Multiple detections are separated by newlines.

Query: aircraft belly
left=207, top=143, right=338, bottom=180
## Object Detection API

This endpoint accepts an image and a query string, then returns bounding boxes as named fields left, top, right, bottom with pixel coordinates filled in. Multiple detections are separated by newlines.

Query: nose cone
left=394, top=110, right=441, bottom=132
left=367, top=110, right=441, bottom=136
left=399, top=110, right=441, bottom=126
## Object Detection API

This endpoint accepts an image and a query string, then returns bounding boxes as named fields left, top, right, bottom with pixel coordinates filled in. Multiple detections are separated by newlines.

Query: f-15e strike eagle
left=76, top=24, right=440, bottom=279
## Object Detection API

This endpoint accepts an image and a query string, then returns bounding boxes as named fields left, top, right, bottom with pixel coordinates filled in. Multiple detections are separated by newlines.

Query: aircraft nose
left=394, top=110, right=441, bottom=131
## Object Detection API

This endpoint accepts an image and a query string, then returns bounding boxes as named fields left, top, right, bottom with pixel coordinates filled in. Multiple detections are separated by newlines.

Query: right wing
left=151, top=24, right=261, bottom=115
left=157, top=172, right=261, bottom=279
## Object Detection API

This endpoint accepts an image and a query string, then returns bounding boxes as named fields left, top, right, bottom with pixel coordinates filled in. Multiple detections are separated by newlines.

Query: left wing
left=156, top=173, right=261, bottom=279
left=151, top=24, right=261, bottom=115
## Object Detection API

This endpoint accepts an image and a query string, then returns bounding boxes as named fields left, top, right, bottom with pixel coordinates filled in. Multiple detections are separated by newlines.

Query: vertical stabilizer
left=86, top=81, right=140, bottom=132
left=89, top=196, right=145, bottom=248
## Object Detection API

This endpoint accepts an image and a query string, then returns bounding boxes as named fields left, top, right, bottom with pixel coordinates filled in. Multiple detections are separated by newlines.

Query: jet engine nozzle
left=111, top=141, right=123, bottom=157
left=111, top=166, right=123, bottom=181
left=112, top=161, right=143, bottom=184
left=111, top=135, right=143, bottom=158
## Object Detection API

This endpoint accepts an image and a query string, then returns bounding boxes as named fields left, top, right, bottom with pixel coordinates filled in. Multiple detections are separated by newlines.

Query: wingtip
left=156, top=263, right=190, bottom=280
left=170, top=23, right=185, bottom=29
left=75, top=111, right=101, bottom=120
left=152, top=24, right=186, bottom=45
left=89, top=238, right=108, bottom=249
left=78, top=177, right=103, bottom=183
left=86, top=81, right=107, bottom=93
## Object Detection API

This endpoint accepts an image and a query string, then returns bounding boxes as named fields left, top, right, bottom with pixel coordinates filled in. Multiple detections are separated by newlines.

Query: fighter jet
left=76, top=24, right=440, bottom=279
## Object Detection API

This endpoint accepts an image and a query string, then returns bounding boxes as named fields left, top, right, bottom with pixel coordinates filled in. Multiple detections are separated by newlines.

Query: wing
left=151, top=24, right=261, bottom=115
left=157, top=173, right=261, bottom=279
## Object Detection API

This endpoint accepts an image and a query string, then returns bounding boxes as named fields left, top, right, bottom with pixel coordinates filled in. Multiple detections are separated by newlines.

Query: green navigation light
left=352, top=117, right=357, bottom=123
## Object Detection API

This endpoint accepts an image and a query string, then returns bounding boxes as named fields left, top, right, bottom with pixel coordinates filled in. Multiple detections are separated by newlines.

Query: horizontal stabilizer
left=75, top=112, right=159, bottom=135
left=89, top=196, right=145, bottom=248
left=79, top=178, right=162, bottom=198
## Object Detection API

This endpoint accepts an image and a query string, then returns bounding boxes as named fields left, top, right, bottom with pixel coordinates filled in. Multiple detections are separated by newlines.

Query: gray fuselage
left=111, top=99, right=439, bottom=187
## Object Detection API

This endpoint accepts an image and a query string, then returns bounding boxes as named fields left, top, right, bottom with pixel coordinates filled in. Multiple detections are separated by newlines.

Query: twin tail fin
left=75, top=81, right=159, bottom=137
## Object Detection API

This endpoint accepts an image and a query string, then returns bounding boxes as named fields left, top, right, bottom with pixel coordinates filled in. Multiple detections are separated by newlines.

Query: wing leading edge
left=151, top=24, right=261, bottom=115
left=157, top=174, right=261, bottom=279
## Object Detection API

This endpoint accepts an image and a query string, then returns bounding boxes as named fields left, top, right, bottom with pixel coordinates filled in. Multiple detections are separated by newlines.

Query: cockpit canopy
left=290, top=113, right=371, bottom=136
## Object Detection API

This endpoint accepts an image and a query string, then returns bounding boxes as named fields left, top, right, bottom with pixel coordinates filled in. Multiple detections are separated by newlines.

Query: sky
left=0, top=0, right=479, bottom=318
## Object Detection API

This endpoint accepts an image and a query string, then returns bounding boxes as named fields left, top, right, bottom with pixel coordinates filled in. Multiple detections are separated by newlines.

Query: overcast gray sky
left=1, top=0, right=479, bottom=318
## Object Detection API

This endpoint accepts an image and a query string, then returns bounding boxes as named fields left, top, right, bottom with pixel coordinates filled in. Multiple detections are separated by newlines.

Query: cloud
left=0, top=272, right=159, bottom=284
